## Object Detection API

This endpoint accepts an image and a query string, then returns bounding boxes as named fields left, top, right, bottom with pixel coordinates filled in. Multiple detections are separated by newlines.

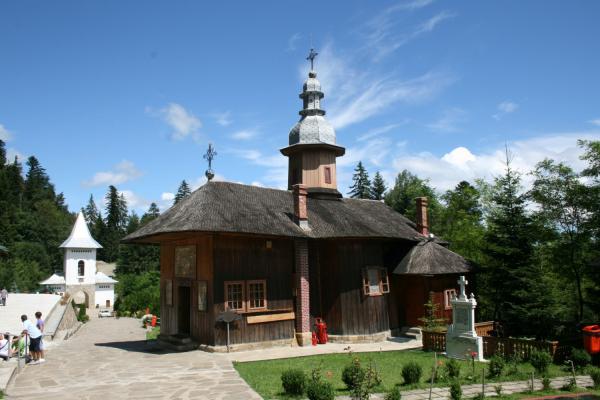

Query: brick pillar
left=294, top=238, right=311, bottom=346
left=415, top=197, right=429, bottom=236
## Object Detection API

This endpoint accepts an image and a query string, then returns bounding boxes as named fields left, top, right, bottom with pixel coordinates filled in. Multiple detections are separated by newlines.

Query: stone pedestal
left=446, top=276, right=484, bottom=361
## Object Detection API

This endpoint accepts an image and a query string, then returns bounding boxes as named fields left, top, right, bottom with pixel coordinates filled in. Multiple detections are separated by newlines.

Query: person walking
left=35, top=311, right=45, bottom=360
left=1, top=288, right=7, bottom=306
left=21, top=314, right=44, bottom=364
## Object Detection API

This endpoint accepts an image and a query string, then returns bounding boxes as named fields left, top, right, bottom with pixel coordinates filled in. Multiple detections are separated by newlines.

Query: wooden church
left=123, top=52, right=473, bottom=351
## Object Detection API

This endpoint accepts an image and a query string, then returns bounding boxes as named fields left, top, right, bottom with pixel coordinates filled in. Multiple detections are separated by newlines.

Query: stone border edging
left=334, top=375, right=594, bottom=400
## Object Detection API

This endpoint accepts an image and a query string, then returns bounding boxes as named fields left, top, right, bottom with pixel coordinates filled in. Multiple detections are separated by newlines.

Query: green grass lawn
left=502, top=388, right=600, bottom=400
left=233, top=349, right=576, bottom=400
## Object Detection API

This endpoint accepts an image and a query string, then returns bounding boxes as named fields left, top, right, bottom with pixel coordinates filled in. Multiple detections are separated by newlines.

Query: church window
left=78, top=260, right=85, bottom=277
left=444, top=289, right=457, bottom=310
left=225, top=281, right=245, bottom=311
left=247, top=280, right=267, bottom=311
left=362, top=267, right=389, bottom=296
left=324, top=167, right=332, bottom=184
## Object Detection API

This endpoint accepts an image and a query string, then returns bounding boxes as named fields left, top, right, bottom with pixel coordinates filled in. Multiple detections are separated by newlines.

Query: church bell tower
left=281, top=48, right=345, bottom=197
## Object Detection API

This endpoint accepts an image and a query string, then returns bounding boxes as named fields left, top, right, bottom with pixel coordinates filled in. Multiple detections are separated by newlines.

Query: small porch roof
left=393, top=239, right=474, bottom=275
left=40, top=273, right=66, bottom=285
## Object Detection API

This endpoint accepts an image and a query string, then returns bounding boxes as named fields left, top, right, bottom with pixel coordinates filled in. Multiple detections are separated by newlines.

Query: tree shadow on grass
left=94, top=339, right=167, bottom=354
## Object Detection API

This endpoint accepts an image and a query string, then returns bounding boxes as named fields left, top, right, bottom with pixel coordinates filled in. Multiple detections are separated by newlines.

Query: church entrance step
left=400, top=327, right=422, bottom=340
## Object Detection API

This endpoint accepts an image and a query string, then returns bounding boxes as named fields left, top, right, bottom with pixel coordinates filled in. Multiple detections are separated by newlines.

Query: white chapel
left=40, top=212, right=117, bottom=309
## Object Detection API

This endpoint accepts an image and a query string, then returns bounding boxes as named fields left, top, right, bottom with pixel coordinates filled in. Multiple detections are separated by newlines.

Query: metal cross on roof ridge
left=204, top=143, right=217, bottom=181
left=306, top=48, right=318, bottom=70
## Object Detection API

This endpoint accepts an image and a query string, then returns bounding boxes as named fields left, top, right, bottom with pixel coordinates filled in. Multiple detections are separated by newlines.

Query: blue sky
left=1, top=1, right=599, bottom=214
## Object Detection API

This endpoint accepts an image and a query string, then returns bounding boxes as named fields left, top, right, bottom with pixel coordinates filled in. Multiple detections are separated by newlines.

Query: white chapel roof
left=95, top=271, right=118, bottom=284
left=60, top=212, right=103, bottom=249
left=40, top=273, right=66, bottom=285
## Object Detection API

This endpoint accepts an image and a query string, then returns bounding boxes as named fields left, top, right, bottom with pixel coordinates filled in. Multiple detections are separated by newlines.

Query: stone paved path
left=336, top=375, right=595, bottom=400
left=5, top=317, right=261, bottom=400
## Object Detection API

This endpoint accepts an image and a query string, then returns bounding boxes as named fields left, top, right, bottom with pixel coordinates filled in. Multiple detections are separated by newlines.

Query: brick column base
left=294, top=239, right=310, bottom=346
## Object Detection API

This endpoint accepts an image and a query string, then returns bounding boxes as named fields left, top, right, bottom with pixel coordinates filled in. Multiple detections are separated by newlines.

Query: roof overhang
left=280, top=143, right=345, bottom=157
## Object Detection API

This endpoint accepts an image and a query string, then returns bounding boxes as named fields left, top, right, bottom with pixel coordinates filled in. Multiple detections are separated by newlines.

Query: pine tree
left=82, top=194, right=100, bottom=227
left=438, top=181, right=485, bottom=263
left=0, top=139, right=6, bottom=167
left=141, top=203, right=160, bottom=225
left=101, top=186, right=128, bottom=262
left=174, top=180, right=191, bottom=204
left=370, top=171, right=387, bottom=200
left=384, top=169, right=442, bottom=232
left=348, top=161, right=372, bottom=199
left=23, top=156, right=55, bottom=205
left=481, top=153, right=555, bottom=338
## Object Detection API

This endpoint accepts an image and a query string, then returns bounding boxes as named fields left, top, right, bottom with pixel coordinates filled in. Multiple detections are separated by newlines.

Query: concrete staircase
left=157, top=334, right=199, bottom=352
left=400, top=327, right=422, bottom=341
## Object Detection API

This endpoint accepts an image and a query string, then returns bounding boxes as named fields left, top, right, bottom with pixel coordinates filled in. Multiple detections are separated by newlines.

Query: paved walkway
left=5, top=317, right=261, bottom=400
left=336, top=375, right=595, bottom=400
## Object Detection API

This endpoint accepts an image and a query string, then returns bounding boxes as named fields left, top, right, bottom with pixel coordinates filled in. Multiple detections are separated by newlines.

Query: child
left=0, top=334, right=9, bottom=361
left=35, top=311, right=45, bottom=361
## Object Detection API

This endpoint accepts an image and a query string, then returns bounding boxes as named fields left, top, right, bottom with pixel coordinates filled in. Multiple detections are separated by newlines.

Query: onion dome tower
left=281, top=48, right=345, bottom=197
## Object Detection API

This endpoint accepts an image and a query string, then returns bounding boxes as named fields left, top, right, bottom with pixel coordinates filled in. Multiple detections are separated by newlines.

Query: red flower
left=471, top=351, right=478, bottom=358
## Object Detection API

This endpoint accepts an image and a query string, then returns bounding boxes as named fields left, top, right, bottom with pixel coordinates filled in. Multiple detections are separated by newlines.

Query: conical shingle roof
left=60, top=212, right=102, bottom=249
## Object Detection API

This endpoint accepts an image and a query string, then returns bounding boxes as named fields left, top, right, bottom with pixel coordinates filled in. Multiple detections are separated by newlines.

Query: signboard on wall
left=174, top=245, right=196, bottom=278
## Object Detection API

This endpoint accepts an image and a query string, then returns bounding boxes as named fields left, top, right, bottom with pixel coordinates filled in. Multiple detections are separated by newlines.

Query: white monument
left=40, top=212, right=117, bottom=309
left=445, top=275, right=484, bottom=361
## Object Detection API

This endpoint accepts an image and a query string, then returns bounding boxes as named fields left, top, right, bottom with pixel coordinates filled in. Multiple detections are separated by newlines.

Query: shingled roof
left=123, top=181, right=422, bottom=243
left=393, top=239, right=474, bottom=275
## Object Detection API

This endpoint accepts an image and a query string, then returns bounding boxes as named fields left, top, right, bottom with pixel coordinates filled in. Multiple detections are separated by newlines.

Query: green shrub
left=281, top=369, right=306, bottom=396
left=384, top=387, right=401, bottom=400
left=445, top=358, right=461, bottom=379
left=493, top=384, right=503, bottom=396
left=306, top=380, right=334, bottom=400
left=587, top=366, right=600, bottom=388
left=450, top=380, right=462, bottom=400
left=402, top=362, right=422, bottom=385
left=530, top=350, right=552, bottom=374
left=306, top=366, right=334, bottom=400
left=472, top=393, right=485, bottom=400
left=76, top=304, right=89, bottom=323
left=488, top=356, right=505, bottom=378
left=542, top=376, right=551, bottom=391
left=569, top=348, right=591, bottom=369
left=560, top=377, right=576, bottom=391
left=342, top=358, right=365, bottom=390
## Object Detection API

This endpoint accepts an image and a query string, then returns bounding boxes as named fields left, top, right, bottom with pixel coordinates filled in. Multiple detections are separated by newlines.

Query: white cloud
left=231, top=129, right=258, bottom=140
left=390, top=132, right=600, bottom=192
left=357, top=122, right=406, bottom=141
left=363, top=2, right=455, bottom=60
left=427, top=108, right=467, bottom=132
left=287, top=33, right=302, bottom=52
left=229, top=148, right=288, bottom=188
left=588, top=119, right=600, bottom=127
left=84, top=160, right=143, bottom=187
left=214, top=111, right=232, bottom=127
left=190, top=173, right=226, bottom=190
left=159, top=103, right=201, bottom=140
left=118, top=190, right=150, bottom=211
left=493, top=101, right=519, bottom=120
left=251, top=181, right=265, bottom=187
left=161, top=192, right=175, bottom=201
left=305, top=44, right=455, bottom=130
left=0, top=124, right=12, bottom=141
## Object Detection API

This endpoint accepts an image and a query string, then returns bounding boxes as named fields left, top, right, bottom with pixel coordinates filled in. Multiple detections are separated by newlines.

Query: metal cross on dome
left=306, top=48, right=318, bottom=70
left=204, top=143, right=217, bottom=181
left=457, top=275, right=468, bottom=299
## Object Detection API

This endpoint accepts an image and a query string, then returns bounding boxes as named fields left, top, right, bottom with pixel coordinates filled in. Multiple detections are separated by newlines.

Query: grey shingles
left=122, top=181, right=421, bottom=243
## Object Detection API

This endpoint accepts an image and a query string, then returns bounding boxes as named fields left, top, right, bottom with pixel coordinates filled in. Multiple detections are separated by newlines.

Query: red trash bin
left=582, top=325, right=600, bottom=354
left=151, top=315, right=157, bottom=327
left=314, top=318, right=328, bottom=344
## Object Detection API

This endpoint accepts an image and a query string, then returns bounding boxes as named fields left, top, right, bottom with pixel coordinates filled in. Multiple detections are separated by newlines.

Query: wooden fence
left=422, top=329, right=559, bottom=360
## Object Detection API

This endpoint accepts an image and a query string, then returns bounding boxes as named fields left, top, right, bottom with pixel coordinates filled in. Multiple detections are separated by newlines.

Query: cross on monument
left=204, top=143, right=217, bottom=181
left=457, top=275, right=468, bottom=299
left=306, top=48, right=318, bottom=70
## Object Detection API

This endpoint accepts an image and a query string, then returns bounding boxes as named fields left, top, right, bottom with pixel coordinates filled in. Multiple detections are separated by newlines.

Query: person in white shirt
left=21, top=314, right=44, bottom=364
left=0, top=334, right=9, bottom=361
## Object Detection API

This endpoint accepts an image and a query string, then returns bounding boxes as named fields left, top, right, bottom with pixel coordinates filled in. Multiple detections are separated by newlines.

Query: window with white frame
left=362, top=267, right=390, bottom=296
